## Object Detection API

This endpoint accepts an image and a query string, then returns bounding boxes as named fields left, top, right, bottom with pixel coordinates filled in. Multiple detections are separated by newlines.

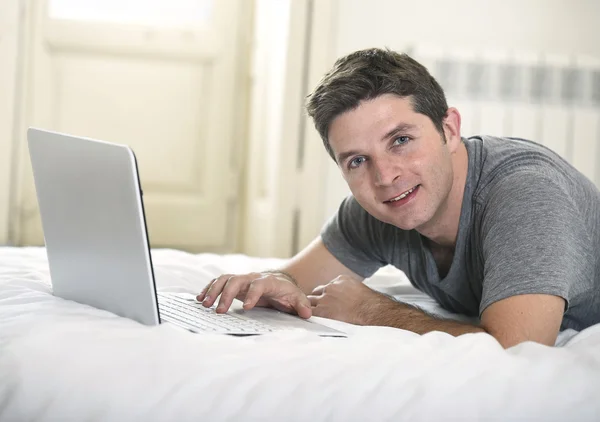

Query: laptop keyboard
left=157, top=292, right=277, bottom=333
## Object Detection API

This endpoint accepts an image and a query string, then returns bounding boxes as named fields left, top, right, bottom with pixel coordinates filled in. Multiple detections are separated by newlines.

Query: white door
left=12, top=0, right=251, bottom=252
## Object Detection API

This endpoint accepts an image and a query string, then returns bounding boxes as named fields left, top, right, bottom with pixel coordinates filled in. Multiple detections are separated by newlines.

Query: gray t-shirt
left=321, top=136, right=600, bottom=331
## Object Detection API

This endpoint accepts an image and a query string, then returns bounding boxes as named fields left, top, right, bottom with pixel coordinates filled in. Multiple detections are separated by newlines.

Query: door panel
left=15, top=0, right=250, bottom=252
left=54, top=55, right=211, bottom=193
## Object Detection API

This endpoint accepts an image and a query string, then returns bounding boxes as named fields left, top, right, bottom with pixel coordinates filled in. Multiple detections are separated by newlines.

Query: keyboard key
left=157, top=293, right=276, bottom=333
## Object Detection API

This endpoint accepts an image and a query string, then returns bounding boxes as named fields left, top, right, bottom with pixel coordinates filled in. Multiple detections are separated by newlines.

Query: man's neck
left=417, top=142, right=469, bottom=247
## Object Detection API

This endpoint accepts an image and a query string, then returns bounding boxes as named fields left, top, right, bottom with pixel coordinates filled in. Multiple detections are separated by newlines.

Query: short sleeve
left=479, top=170, right=595, bottom=316
left=320, top=195, right=390, bottom=278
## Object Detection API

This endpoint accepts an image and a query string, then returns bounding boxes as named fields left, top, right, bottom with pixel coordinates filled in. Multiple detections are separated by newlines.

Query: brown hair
left=305, top=48, right=448, bottom=161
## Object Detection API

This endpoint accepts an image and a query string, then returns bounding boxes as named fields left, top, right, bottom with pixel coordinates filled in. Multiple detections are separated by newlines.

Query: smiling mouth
left=384, top=185, right=419, bottom=203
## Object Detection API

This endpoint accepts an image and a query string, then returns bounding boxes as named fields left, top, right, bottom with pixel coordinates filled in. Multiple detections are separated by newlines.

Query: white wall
left=334, top=0, right=600, bottom=56
left=313, top=0, right=600, bottom=228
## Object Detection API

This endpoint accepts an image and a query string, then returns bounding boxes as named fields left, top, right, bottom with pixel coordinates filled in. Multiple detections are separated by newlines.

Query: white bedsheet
left=1, top=247, right=599, bottom=422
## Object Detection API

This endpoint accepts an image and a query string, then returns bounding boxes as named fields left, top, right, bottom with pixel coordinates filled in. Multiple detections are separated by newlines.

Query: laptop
left=27, top=128, right=345, bottom=337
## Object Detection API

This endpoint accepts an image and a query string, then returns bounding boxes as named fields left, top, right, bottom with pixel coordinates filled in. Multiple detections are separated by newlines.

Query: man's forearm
left=367, top=298, right=486, bottom=337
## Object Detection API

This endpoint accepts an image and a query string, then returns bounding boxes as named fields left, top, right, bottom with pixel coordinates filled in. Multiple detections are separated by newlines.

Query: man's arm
left=309, top=277, right=564, bottom=348
left=281, top=236, right=364, bottom=295
left=373, top=293, right=563, bottom=348
left=479, top=293, right=564, bottom=347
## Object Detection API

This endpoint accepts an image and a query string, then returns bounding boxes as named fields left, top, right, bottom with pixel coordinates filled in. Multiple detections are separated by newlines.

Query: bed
left=1, top=247, right=599, bottom=421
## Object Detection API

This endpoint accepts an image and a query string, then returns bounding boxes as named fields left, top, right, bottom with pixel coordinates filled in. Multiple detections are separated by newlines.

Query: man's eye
left=349, top=156, right=366, bottom=169
left=393, top=136, right=410, bottom=146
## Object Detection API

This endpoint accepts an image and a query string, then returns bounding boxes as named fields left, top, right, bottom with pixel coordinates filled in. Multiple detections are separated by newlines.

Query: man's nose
left=373, top=157, right=401, bottom=187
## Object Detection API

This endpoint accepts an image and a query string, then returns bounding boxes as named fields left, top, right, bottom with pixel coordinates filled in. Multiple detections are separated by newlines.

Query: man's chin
left=375, top=214, right=422, bottom=231
left=392, top=221, right=420, bottom=231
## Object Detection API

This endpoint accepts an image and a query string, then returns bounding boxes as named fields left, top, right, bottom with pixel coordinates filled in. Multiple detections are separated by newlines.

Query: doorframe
left=6, top=0, right=35, bottom=246
left=0, top=0, right=25, bottom=245
left=293, top=0, right=340, bottom=254
left=237, top=0, right=339, bottom=258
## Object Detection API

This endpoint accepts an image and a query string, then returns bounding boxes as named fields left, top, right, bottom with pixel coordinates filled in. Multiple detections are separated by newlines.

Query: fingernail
left=203, top=297, right=210, bottom=305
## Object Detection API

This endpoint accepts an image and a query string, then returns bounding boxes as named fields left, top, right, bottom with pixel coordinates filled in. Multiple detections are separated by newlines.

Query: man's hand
left=196, top=272, right=312, bottom=319
left=307, top=275, right=394, bottom=325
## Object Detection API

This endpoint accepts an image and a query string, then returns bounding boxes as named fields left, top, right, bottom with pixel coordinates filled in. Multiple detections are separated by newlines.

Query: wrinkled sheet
left=1, top=247, right=599, bottom=422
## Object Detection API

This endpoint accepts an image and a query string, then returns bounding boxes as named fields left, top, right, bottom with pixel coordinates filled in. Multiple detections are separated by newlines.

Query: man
left=197, top=48, right=600, bottom=348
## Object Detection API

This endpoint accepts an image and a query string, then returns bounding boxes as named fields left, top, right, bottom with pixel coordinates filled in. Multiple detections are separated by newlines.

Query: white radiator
left=412, top=46, right=600, bottom=187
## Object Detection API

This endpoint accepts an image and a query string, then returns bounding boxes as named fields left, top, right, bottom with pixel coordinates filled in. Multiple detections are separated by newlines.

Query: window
left=48, top=0, right=213, bottom=28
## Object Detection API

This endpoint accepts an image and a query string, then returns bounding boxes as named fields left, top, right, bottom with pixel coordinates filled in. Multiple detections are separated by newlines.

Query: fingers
left=307, top=293, right=322, bottom=304
left=294, top=294, right=313, bottom=319
left=310, top=284, right=327, bottom=296
left=306, top=294, right=327, bottom=319
left=310, top=305, right=327, bottom=319
left=310, top=276, right=350, bottom=296
left=244, top=276, right=311, bottom=318
left=216, top=273, right=258, bottom=313
left=242, top=275, right=272, bottom=310
left=196, top=274, right=233, bottom=307
left=196, top=272, right=308, bottom=317
left=196, top=278, right=217, bottom=302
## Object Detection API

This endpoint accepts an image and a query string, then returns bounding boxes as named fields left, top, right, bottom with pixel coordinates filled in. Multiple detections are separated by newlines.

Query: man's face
left=328, top=94, right=456, bottom=231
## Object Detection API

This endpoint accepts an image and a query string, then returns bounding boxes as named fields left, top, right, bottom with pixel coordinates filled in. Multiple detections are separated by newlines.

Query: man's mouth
left=384, top=185, right=420, bottom=203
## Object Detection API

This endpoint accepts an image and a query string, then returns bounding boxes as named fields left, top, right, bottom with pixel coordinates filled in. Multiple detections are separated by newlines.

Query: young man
left=197, top=48, right=600, bottom=348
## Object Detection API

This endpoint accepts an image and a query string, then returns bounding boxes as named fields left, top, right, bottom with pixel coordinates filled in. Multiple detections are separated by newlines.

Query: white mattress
left=1, top=247, right=599, bottom=422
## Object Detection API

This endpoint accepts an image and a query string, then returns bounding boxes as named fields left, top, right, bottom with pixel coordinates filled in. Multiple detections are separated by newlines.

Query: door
left=12, top=0, right=251, bottom=252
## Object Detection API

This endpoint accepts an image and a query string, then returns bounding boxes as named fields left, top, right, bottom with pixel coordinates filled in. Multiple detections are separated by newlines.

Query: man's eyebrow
left=381, top=123, right=418, bottom=141
left=336, top=149, right=361, bottom=165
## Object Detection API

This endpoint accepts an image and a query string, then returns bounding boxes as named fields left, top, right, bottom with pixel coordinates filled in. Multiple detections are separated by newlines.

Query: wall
left=335, top=0, right=600, bottom=57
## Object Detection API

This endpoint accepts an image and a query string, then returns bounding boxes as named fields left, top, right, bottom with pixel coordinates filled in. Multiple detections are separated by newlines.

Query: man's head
left=305, top=48, right=465, bottom=235
left=306, top=48, right=448, bottom=161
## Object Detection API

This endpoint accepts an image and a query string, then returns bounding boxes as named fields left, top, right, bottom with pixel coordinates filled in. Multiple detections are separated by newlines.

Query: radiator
left=411, top=46, right=600, bottom=187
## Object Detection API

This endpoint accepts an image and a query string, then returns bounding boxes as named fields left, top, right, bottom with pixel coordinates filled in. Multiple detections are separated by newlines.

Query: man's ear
left=443, top=107, right=462, bottom=153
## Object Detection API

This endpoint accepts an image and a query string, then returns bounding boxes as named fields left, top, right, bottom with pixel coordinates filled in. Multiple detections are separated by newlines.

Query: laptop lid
left=27, top=128, right=160, bottom=326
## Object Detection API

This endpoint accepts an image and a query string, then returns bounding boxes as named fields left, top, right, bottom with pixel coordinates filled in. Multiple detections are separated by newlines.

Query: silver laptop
left=27, top=128, right=345, bottom=337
